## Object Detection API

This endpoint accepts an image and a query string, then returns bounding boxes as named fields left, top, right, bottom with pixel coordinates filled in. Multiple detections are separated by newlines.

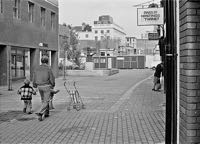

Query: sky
left=58, top=0, right=160, bottom=38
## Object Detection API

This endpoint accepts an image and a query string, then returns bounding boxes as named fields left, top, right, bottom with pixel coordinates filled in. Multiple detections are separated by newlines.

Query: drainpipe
left=165, top=0, right=177, bottom=143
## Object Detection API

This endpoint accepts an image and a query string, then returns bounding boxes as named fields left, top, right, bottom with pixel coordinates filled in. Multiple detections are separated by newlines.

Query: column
left=51, top=50, right=58, bottom=77
left=30, top=49, right=40, bottom=81
left=179, top=0, right=200, bottom=143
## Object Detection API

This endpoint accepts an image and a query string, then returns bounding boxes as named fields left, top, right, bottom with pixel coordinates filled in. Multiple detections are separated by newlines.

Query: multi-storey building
left=124, top=37, right=137, bottom=55
left=0, top=0, right=58, bottom=87
left=93, top=15, right=126, bottom=44
left=74, top=15, right=126, bottom=56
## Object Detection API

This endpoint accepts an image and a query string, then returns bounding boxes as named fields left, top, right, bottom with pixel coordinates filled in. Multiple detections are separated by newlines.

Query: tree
left=62, top=25, right=81, bottom=68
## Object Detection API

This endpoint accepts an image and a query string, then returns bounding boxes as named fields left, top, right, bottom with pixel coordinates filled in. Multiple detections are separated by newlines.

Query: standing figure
left=33, top=55, right=55, bottom=121
left=152, top=63, right=164, bottom=91
left=18, top=79, right=36, bottom=114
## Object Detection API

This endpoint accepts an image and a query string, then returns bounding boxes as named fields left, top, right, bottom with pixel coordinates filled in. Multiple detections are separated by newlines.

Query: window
left=107, top=30, right=110, bottom=33
left=95, top=36, right=98, bottom=41
left=51, top=12, right=55, bottom=30
left=101, top=30, right=104, bottom=34
left=28, top=2, right=34, bottom=23
left=13, top=0, right=20, bottom=19
left=94, top=58, right=99, bottom=63
left=11, top=48, right=26, bottom=78
left=40, top=7, right=46, bottom=27
left=0, top=0, right=3, bottom=13
left=85, top=34, right=89, bottom=38
left=107, top=36, right=110, bottom=39
left=101, top=36, right=104, bottom=40
left=95, top=30, right=98, bottom=34
left=100, top=58, right=106, bottom=63
left=100, top=52, right=105, bottom=56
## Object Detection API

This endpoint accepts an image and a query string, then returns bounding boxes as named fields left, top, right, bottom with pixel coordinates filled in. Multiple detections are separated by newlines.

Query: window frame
left=13, top=0, right=20, bottom=19
left=40, top=7, right=46, bottom=27
left=0, top=0, right=3, bottom=13
left=28, top=1, right=34, bottom=23
left=51, top=11, right=56, bottom=30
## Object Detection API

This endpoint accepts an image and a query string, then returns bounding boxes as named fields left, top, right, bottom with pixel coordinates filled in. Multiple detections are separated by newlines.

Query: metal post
left=165, top=0, right=177, bottom=143
left=8, top=59, right=12, bottom=91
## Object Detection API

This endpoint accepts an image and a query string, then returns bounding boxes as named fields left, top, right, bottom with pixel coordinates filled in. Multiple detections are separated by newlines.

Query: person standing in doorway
left=33, top=55, right=55, bottom=121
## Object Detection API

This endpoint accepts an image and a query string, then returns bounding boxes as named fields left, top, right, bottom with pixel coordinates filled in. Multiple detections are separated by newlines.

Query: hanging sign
left=148, top=33, right=159, bottom=40
left=137, top=8, right=164, bottom=26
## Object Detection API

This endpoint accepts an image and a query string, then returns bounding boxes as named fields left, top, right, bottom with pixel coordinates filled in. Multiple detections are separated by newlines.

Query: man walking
left=33, top=55, right=55, bottom=121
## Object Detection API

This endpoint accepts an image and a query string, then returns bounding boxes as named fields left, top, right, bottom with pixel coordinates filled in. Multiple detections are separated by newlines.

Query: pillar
left=0, top=45, right=7, bottom=86
left=30, top=49, right=40, bottom=81
left=51, top=50, right=58, bottom=77
left=179, top=0, right=200, bottom=143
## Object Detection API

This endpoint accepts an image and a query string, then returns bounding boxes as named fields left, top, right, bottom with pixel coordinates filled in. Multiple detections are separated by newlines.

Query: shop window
left=11, top=48, right=25, bottom=78
left=13, top=0, right=20, bottom=19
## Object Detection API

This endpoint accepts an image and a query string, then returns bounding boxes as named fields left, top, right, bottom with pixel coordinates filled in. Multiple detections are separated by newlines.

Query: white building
left=74, top=15, right=127, bottom=56
left=92, top=15, right=126, bottom=45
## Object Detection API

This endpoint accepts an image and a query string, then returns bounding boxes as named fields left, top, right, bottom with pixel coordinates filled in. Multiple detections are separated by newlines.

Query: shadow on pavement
left=0, top=110, right=25, bottom=123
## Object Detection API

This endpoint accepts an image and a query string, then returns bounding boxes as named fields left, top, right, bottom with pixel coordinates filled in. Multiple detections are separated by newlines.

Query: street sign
left=148, top=33, right=159, bottom=40
left=137, top=8, right=164, bottom=26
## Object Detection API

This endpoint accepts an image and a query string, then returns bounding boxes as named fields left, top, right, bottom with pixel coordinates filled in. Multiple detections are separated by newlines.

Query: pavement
left=0, top=69, right=166, bottom=144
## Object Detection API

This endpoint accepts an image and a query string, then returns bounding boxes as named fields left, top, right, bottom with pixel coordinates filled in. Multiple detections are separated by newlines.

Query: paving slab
left=0, top=69, right=165, bottom=144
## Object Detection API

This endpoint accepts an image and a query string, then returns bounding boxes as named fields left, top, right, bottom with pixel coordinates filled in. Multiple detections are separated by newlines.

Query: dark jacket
left=33, top=64, right=55, bottom=88
left=154, top=63, right=163, bottom=78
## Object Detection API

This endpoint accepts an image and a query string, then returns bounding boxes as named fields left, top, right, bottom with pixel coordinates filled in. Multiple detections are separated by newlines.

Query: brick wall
left=179, top=0, right=200, bottom=143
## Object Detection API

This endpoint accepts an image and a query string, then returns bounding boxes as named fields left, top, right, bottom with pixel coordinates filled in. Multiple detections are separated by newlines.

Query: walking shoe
left=35, top=113, right=43, bottom=121
left=28, top=112, right=32, bottom=114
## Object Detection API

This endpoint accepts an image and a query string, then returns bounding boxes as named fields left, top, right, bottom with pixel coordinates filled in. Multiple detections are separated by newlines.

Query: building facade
left=74, top=15, right=126, bottom=57
left=0, top=0, right=58, bottom=87
left=93, top=15, right=126, bottom=45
